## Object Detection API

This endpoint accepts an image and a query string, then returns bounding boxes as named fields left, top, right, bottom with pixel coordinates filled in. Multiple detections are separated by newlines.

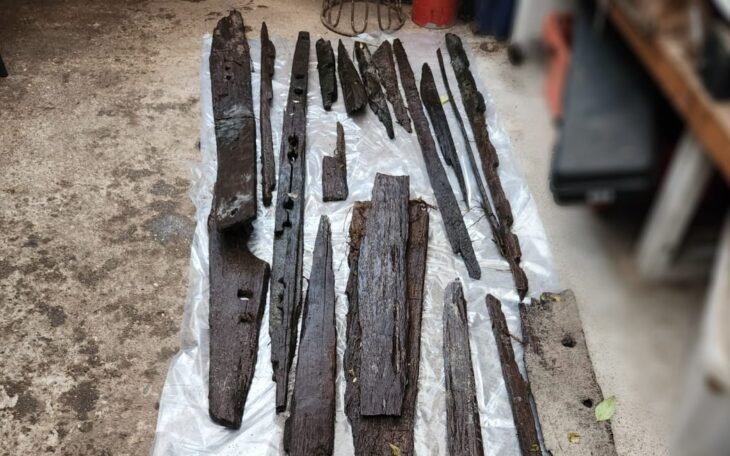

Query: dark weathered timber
left=443, top=280, right=485, bottom=456
left=207, top=10, right=269, bottom=430
left=486, top=295, right=540, bottom=455
left=269, top=31, right=310, bottom=414
left=337, top=39, right=367, bottom=115
left=420, top=63, right=469, bottom=207
left=444, top=34, right=527, bottom=299
left=209, top=10, right=257, bottom=232
left=322, top=122, right=348, bottom=202
left=316, top=38, right=338, bottom=111
left=520, top=291, right=618, bottom=456
left=393, top=38, right=481, bottom=280
left=354, top=41, right=395, bottom=139
left=260, top=22, right=276, bottom=207
left=345, top=200, right=429, bottom=456
left=283, top=216, right=336, bottom=456
left=372, top=41, right=412, bottom=134
left=437, top=48, right=527, bottom=301
left=356, top=173, right=410, bottom=416
left=0, top=53, right=7, bottom=78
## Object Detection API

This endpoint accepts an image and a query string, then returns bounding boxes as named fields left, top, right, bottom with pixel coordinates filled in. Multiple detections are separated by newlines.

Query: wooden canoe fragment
left=443, top=279, right=485, bottom=456
left=345, top=199, right=430, bottom=455
left=322, top=122, right=348, bottom=202
left=486, top=295, right=540, bottom=455
left=520, top=291, right=618, bottom=456
left=420, top=63, right=469, bottom=207
left=356, top=173, right=410, bottom=416
left=444, top=34, right=527, bottom=299
left=209, top=10, right=257, bottom=232
left=269, top=31, right=310, bottom=414
left=354, top=41, right=395, bottom=139
left=393, top=38, right=481, bottom=280
left=316, top=38, right=337, bottom=111
left=260, top=22, right=276, bottom=207
left=337, top=39, right=367, bottom=115
left=283, top=216, right=336, bottom=456
left=372, top=41, right=412, bottom=134
left=208, top=10, right=270, bottom=430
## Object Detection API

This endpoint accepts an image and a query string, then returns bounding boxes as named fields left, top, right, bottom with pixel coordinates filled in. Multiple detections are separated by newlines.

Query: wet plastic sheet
left=152, top=30, right=559, bottom=456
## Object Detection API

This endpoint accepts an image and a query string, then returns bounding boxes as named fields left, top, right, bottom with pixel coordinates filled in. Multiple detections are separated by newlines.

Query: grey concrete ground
left=0, top=0, right=704, bottom=455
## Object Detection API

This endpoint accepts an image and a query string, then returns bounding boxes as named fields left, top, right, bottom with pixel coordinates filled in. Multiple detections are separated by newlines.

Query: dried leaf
left=595, top=395, right=617, bottom=421
left=388, top=442, right=401, bottom=456
left=568, top=432, right=580, bottom=444
left=440, top=95, right=449, bottom=105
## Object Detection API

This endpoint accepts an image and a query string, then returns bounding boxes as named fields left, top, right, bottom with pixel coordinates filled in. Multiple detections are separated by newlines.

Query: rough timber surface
left=283, top=216, right=336, bottom=456
left=486, top=295, right=540, bottom=455
left=420, top=62, right=469, bottom=206
left=260, top=22, right=276, bottom=207
left=337, top=39, right=367, bottom=115
left=520, top=291, right=618, bottom=456
left=443, top=280, right=485, bottom=456
left=392, top=38, right=481, bottom=280
left=356, top=173, right=410, bottom=416
left=322, top=122, right=348, bottom=202
left=444, top=34, right=527, bottom=299
left=345, top=200, right=430, bottom=456
left=209, top=10, right=257, bottom=232
left=354, top=41, right=395, bottom=139
left=269, top=31, right=310, bottom=414
left=316, top=38, right=337, bottom=111
left=372, top=40, right=412, bottom=133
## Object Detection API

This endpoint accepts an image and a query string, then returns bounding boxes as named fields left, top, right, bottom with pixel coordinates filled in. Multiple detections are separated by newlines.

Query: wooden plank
left=607, top=2, right=730, bottom=182
left=420, top=62, right=469, bottom=207
left=393, top=38, right=481, bottom=280
left=283, top=216, right=337, bottom=455
left=519, top=291, right=618, bottom=456
left=372, top=40, right=412, bottom=134
left=207, top=10, right=270, bottom=430
left=337, top=39, right=367, bottom=115
left=345, top=200, right=430, bottom=456
left=356, top=173, right=410, bottom=416
left=260, top=22, right=276, bottom=207
left=485, top=295, right=540, bottom=455
left=209, top=10, right=257, bottom=232
left=443, top=279, right=485, bottom=456
left=355, top=41, right=395, bottom=139
left=269, top=31, right=310, bottom=414
left=322, top=121, right=348, bottom=202
left=316, top=38, right=338, bottom=111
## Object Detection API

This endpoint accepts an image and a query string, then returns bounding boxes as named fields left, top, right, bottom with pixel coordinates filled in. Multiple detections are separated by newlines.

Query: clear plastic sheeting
left=152, top=31, right=559, bottom=456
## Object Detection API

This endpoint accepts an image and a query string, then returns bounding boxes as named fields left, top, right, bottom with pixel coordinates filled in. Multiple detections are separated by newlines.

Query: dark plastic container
left=473, top=0, right=516, bottom=40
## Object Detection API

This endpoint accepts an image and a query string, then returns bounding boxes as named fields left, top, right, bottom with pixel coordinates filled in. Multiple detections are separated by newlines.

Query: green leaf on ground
left=595, top=395, right=617, bottom=421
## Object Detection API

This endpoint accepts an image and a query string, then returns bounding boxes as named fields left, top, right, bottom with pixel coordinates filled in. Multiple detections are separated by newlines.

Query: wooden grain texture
left=420, top=62, right=469, bottom=207
left=207, top=10, right=270, bottom=430
left=316, top=38, right=337, bottom=111
left=283, top=216, right=336, bottom=456
left=393, top=38, right=481, bottom=280
left=354, top=41, right=395, bottom=139
left=520, top=291, right=618, bottom=456
left=260, top=22, right=276, bottom=207
left=443, top=279, right=485, bottom=456
left=337, top=39, right=367, bottom=115
left=209, top=10, right=257, bottom=232
left=322, top=122, right=348, bottom=202
left=269, top=31, right=310, bottom=414
left=372, top=41, right=412, bottom=134
left=345, top=200, right=430, bottom=456
left=444, top=34, right=526, bottom=298
left=486, top=295, right=540, bottom=455
left=356, top=173, right=410, bottom=416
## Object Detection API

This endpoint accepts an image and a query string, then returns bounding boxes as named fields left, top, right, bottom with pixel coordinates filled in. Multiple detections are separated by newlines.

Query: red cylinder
left=412, top=0, right=458, bottom=28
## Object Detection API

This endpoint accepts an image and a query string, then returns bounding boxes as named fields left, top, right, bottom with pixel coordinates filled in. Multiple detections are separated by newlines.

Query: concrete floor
left=0, top=0, right=705, bottom=455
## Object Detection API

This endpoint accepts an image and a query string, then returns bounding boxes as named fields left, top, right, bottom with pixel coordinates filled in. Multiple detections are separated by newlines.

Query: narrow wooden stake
left=372, top=40, right=412, bottom=134
left=355, top=41, right=395, bottom=139
left=337, top=39, right=367, bottom=115
left=316, top=38, right=338, bottom=111
left=260, top=22, right=276, bottom=207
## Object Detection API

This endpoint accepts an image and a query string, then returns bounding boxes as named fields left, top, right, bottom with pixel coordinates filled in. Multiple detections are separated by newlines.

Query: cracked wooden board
left=519, top=290, right=618, bottom=456
left=372, top=40, right=412, bottom=134
left=345, top=199, right=429, bottom=455
left=260, top=22, right=276, bottom=207
left=322, top=122, right=348, bottom=202
left=283, top=216, right=336, bottom=455
left=337, top=39, right=367, bottom=115
left=316, top=38, right=337, bottom=111
left=269, top=31, right=310, bottom=414
left=355, top=41, right=394, bottom=139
